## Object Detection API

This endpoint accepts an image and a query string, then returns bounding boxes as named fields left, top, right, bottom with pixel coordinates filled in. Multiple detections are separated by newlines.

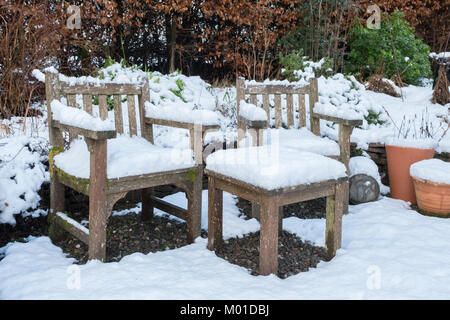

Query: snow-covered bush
left=0, top=137, right=49, bottom=225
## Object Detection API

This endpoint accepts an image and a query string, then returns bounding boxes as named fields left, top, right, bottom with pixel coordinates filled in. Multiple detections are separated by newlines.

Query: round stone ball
left=349, top=174, right=380, bottom=205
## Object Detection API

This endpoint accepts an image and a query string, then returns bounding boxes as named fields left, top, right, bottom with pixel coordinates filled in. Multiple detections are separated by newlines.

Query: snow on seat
left=53, top=135, right=195, bottom=179
left=206, top=146, right=346, bottom=190
left=262, top=128, right=341, bottom=157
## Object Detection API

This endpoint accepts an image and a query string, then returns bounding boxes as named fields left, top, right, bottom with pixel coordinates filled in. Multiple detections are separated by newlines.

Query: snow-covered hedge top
left=145, top=102, right=220, bottom=126
left=386, top=137, right=437, bottom=150
left=51, top=100, right=115, bottom=131
left=33, top=65, right=146, bottom=86
left=245, top=78, right=309, bottom=88
left=429, top=52, right=450, bottom=59
left=0, top=137, right=48, bottom=225
left=238, top=101, right=268, bottom=122
left=410, top=159, right=450, bottom=185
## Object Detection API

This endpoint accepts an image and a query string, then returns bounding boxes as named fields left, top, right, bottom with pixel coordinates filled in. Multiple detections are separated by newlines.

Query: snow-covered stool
left=205, top=146, right=348, bottom=276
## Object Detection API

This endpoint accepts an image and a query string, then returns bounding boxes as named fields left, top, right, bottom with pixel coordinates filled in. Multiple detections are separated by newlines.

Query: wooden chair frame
left=45, top=71, right=218, bottom=261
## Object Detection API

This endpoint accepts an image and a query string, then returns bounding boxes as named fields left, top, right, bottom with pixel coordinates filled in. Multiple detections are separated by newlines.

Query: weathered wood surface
left=87, top=138, right=108, bottom=261
left=145, top=117, right=220, bottom=131
left=50, top=212, right=89, bottom=244
left=52, top=120, right=116, bottom=141
left=98, top=94, right=108, bottom=120
left=309, top=78, right=320, bottom=136
left=148, top=195, right=187, bottom=220
left=274, top=94, right=282, bottom=128
left=60, top=82, right=142, bottom=95
left=207, top=176, right=223, bottom=251
left=113, top=95, right=124, bottom=134
left=325, top=182, right=345, bottom=260
left=237, top=115, right=268, bottom=129
left=312, top=113, right=363, bottom=127
left=83, top=94, right=93, bottom=115
left=259, top=197, right=280, bottom=275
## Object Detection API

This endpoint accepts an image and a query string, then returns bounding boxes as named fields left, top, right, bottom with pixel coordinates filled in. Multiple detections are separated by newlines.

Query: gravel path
left=2, top=182, right=329, bottom=278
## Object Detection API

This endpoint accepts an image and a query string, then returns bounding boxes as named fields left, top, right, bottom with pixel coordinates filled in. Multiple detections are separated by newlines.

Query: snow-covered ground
left=1, top=192, right=449, bottom=299
left=0, top=61, right=449, bottom=299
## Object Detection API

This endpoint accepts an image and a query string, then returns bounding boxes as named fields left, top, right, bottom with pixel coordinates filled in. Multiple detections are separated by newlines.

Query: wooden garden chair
left=44, top=71, right=218, bottom=261
left=236, top=77, right=362, bottom=215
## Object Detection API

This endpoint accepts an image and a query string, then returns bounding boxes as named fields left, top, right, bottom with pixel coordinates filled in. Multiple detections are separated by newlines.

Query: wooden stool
left=205, top=147, right=348, bottom=276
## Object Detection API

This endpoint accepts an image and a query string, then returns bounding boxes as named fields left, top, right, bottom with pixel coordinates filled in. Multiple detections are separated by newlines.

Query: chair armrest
left=238, top=115, right=268, bottom=129
left=312, top=112, right=363, bottom=127
left=238, top=100, right=269, bottom=129
left=144, top=117, right=220, bottom=132
left=52, top=120, right=116, bottom=140
left=50, top=99, right=116, bottom=140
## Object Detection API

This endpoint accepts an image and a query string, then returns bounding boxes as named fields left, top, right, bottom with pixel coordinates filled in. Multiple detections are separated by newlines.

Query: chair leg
left=207, top=176, right=223, bottom=251
left=325, top=182, right=344, bottom=260
left=259, top=198, right=279, bottom=276
left=88, top=198, right=109, bottom=262
left=141, top=188, right=154, bottom=221
left=343, top=180, right=350, bottom=214
left=48, top=179, right=65, bottom=242
left=187, top=167, right=202, bottom=243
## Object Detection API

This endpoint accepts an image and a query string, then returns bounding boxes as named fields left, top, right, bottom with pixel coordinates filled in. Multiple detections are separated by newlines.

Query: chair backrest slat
left=262, top=93, right=270, bottom=122
left=98, top=95, right=108, bottom=120
left=298, top=94, right=306, bottom=128
left=127, top=95, right=137, bottom=136
left=83, top=94, right=93, bottom=115
left=60, top=83, right=141, bottom=95
left=274, top=94, right=282, bottom=128
left=236, top=77, right=318, bottom=131
left=66, top=94, right=77, bottom=141
left=66, top=94, right=77, bottom=108
left=113, top=95, right=124, bottom=134
left=286, top=93, right=294, bottom=127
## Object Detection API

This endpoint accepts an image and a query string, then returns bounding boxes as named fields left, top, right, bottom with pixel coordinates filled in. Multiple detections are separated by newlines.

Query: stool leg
left=141, top=188, right=154, bottom=221
left=259, top=198, right=279, bottom=276
left=325, top=183, right=344, bottom=260
left=254, top=203, right=283, bottom=235
left=207, top=177, right=223, bottom=251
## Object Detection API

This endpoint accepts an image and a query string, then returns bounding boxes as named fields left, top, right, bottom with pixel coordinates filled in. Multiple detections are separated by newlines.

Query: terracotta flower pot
left=385, top=144, right=435, bottom=204
left=412, top=177, right=450, bottom=217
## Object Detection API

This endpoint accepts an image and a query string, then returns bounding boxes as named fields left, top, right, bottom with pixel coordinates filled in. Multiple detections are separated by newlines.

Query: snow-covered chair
left=236, top=77, right=362, bottom=172
left=44, top=71, right=213, bottom=261
left=236, top=77, right=362, bottom=216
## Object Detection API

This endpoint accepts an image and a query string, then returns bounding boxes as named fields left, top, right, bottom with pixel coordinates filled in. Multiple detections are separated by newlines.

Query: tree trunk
left=169, top=15, right=177, bottom=73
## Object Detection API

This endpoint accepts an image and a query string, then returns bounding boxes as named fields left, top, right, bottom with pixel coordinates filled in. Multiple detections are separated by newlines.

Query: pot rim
left=385, top=144, right=435, bottom=152
left=411, top=176, right=450, bottom=187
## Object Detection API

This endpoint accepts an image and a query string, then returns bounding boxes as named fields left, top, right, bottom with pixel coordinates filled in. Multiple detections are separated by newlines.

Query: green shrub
left=279, top=49, right=333, bottom=81
left=346, top=11, right=431, bottom=86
